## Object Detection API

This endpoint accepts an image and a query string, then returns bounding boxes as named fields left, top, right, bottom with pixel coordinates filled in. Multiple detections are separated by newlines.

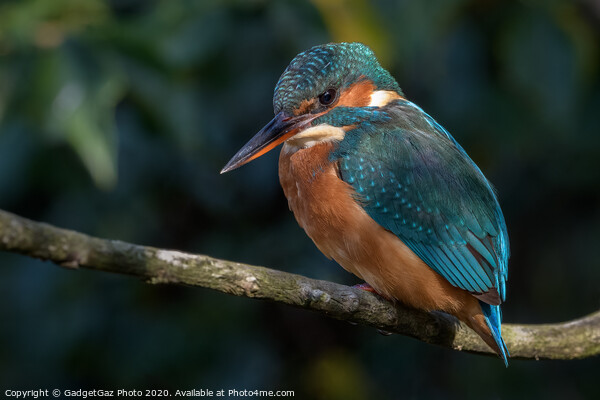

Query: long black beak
left=221, top=111, right=316, bottom=174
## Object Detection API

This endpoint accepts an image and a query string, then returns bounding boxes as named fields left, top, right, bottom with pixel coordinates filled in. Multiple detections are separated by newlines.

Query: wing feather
left=334, top=102, right=509, bottom=303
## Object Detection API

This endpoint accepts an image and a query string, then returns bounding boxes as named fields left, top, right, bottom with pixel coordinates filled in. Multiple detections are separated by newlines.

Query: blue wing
left=334, top=101, right=509, bottom=304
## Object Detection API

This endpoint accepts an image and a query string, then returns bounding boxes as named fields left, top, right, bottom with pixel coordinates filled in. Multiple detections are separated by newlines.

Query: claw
left=352, top=282, right=393, bottom=301
left=353, top=282, right=377, bottom=293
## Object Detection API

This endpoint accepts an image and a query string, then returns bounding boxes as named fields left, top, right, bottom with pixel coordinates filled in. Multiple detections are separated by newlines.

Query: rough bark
left=0, top=209, right=598, bottom=361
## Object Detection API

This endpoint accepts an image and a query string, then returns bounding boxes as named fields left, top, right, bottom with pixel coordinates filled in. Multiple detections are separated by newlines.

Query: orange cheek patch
left=294, top=98, right=316, bottom=115
left=337, top=79, right=376, bottom=108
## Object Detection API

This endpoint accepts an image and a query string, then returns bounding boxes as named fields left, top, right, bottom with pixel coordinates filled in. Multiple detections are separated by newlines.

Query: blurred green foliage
left=1, top=1, right=599, bottom=399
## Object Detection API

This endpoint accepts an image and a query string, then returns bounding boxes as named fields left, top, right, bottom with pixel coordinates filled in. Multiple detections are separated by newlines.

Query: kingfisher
left=222, top=43, right=510, bottom=365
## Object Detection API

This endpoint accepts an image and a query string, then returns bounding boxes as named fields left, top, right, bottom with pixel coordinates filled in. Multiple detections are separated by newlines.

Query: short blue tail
left=480, top=301, right=509, bottom=367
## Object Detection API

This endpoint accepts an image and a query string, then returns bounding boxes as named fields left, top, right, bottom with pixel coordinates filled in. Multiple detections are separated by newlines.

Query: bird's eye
left=318, top=88, right=337, bottom=106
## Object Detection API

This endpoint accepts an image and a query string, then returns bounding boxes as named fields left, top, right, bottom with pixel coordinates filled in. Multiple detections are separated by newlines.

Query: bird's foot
left=352, top=282, right=392, bottom=301
left=353, top=282, right=377, bottom=293
left=352, top=282, right=395, bottom=336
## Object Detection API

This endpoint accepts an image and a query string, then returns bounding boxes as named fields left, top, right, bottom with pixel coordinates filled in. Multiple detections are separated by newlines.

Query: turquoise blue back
left=330, top=100, right=509, bottom=365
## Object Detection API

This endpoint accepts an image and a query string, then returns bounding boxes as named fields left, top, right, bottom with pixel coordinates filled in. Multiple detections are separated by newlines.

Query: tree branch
left=0, top=208, right=598, bottom=360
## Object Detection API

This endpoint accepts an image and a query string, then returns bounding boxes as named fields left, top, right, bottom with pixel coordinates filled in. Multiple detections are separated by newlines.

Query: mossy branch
left=0, top=209, right=598, bottom=361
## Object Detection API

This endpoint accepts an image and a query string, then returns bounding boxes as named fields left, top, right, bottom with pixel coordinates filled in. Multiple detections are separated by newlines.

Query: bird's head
left=221, top=42, right=403, bottom=173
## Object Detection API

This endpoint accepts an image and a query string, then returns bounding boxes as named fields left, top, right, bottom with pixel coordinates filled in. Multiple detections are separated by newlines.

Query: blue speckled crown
left=273, top=43, right=401, bottom=113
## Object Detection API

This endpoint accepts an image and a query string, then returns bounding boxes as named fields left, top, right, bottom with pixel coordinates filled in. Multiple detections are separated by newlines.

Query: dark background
left=1, top=1, right=599, bottom=399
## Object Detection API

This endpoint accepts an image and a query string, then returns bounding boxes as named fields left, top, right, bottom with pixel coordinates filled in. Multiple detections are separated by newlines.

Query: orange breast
left=278, top=142, right=477, bottom=315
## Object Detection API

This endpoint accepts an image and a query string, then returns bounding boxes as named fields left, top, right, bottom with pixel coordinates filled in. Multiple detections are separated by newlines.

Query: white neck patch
left=368, top=90, right=402, bottom=107
left=283, top=123, right=346, bottom=153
